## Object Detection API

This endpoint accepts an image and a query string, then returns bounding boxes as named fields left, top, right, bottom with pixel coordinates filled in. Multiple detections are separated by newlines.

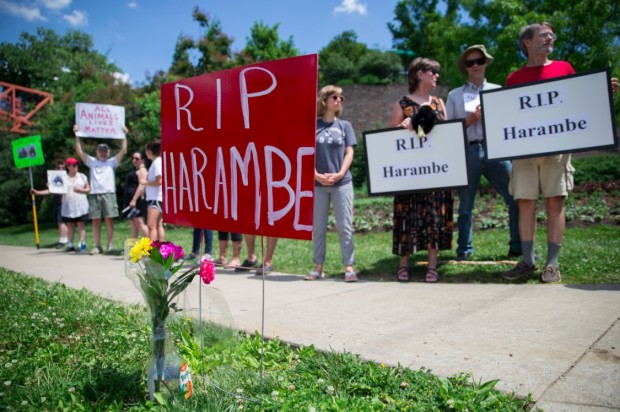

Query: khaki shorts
left=89, top=193, right=119, bottom=219
left=509, top=154, right=574, bottom=200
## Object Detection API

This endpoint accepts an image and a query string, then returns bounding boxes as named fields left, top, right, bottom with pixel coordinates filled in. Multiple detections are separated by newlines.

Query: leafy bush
left=572, top=153, right=620, bottom=184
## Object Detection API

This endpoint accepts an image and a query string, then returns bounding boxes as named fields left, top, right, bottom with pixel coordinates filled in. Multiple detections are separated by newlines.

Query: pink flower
left=152, top=241, right=185, bottom=260
left=199, top=258, right=216, bottom=284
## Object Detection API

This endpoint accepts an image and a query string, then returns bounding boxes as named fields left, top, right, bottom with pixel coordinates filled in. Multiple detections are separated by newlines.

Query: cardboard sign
left=75, top=103, right=126, bottom=139
left=12, top=134, right=44, bottom=168
left=481, top=68, right=618, bottom=161
left=47, top=170, right=68, bottom=194
left=160, top=55, right=318, bottom=240
left=363, top=120, right=469, bottom=195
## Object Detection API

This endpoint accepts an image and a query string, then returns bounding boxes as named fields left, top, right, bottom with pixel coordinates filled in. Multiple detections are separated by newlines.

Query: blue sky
left=0, top=0, right=401, bottom=86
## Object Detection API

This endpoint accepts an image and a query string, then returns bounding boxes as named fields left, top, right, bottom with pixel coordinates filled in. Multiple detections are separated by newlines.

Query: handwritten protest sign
left=75, top=103, right=125, bottom=139
left=481, top=68, right=617, bottom=161
left=160, top=55, right=318, bottom=240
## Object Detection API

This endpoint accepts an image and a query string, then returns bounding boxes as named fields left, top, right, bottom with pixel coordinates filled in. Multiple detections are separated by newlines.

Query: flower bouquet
left=125, top=237, right=215, bottom=401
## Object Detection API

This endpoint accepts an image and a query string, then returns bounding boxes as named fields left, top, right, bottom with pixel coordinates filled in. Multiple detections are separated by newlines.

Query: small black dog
left=411, top=105, right=437, bottom=138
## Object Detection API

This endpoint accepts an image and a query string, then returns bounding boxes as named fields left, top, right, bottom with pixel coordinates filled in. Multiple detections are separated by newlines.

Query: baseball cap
left=65, top=157, right=79, bottom=166
left=96, top=143, right=110, bottom=151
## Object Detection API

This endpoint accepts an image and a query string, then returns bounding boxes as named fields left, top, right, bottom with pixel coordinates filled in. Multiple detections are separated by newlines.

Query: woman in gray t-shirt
left=305, top=85, right=357, bottom=282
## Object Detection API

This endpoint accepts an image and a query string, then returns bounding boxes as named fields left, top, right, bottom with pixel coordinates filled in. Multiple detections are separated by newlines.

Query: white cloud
left=334, top=0, right=367, bottom=15
left=127, top=1, right=138, bottom=9
left=113, top=72, right=130, bottom=85
left=41, top=0, right=71, bottom=10
left=62, top=9, right=87, bottom=26
left=0, top=0, right=46, bottom=21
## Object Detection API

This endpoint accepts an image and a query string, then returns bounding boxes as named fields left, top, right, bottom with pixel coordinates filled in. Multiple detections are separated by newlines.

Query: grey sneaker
left=502, top=261, right=537, bottom=280
left=541, top=265, right=561, bottom=283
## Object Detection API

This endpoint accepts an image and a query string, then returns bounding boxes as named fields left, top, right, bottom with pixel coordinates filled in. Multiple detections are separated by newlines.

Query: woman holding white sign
left=389, top=57, right=453, bottom=283
left=305, top=85, right=357, bottom=282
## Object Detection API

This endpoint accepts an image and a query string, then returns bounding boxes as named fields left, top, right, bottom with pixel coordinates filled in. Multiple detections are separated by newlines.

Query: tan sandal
left=425, top=268, right=439, bottom=283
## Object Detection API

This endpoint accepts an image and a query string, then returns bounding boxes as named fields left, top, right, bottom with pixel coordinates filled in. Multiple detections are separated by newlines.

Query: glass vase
left=147, top=325, right=193, bottom=401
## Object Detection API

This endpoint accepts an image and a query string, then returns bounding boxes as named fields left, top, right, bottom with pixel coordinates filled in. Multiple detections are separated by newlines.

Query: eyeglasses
left=464, top=57, right=486, bottom=68
left=330, top=95, right=345, bottom=102
left=539, top=31, right=556, bottom=40
left=425, top=69, right=440, bottom=75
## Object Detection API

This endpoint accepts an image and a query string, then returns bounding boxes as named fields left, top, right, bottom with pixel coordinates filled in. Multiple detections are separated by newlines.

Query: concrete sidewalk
left=1, top=244, right=618, bottom=411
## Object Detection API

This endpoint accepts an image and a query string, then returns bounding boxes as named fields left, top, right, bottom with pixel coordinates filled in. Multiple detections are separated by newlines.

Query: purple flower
left=151, top=241, right=185, bottom=260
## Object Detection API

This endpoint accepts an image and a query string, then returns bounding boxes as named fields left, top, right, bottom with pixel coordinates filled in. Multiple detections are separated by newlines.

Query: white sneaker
left=201, top=253, right=213, bottom=261
left=90, top=245, right=103, bottom=255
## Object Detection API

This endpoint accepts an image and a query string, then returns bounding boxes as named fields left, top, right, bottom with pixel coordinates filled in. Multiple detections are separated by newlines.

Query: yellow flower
left=130, top=237, right=153, bottom=263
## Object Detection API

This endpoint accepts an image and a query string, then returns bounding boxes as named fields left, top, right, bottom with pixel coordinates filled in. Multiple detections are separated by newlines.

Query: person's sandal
left=344, top=271, right=358, bottom=282
left=304, top=270, right=323, bottom=280
left=214, top=258, right=227, bottom=266
left=425, top=268, right=439, bottom=283
left=397, top=266, right=410, bottom=282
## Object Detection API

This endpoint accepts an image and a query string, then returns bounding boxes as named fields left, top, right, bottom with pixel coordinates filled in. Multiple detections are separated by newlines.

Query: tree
left=388, top=0, right=620, bottom=102
left=0, top=28, right=135, bottom=226
left=319, top=31, right=402, bottom=86
left=236, top=21, right=299, bottom=65
left=168, top=7, right=235, bottom=78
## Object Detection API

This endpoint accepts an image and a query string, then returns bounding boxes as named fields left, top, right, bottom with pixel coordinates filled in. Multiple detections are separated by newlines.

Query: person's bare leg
left=229, top=240, right=242, bottom=267
left=91, top=218, right=102, bottom=247
left=218, top=240, right=228, bottom=264
left=104, top=217, right=114, bottom=250
left=157, top=219, right=165, bottom=241
left=263, top=237, right=278, bottom=267
left=244, top=234, right=256, bottom=262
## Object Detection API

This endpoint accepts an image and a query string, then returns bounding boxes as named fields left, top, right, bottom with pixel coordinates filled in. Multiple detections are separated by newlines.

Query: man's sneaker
left=79, top=242, right=87, bottom=254
left=184, top=252, right=198, bottom=261
left=201, top=253, right=213, bottom=261
left=56, top=242, right=68, bottom=249
left=90, top=245, right=103, bottom=255
left=65, top=245, right=76, bottom=252
left=502, top=261, right=537, bottom=280
left=541, top=265, right=561, bottom=283
left=107, top=245, right=115, bottom=253
left=455, top=253, right=470, bottom=261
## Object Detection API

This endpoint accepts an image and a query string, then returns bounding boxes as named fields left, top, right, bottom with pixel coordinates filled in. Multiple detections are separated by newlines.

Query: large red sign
left=160, top=55, right=318, bottom=240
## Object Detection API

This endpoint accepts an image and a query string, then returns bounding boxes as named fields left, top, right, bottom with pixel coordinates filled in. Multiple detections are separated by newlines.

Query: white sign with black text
left=363, top=120, right=469, bottom=196
left=480, top=68, right=617, bottom=161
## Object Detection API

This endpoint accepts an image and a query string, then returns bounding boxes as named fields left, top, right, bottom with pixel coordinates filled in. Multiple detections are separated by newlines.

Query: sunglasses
left=425, top=69, right=440, bottom=75
left=464, top=57, right=486, bottom=68
left=330, top=95, right=345, bottom=102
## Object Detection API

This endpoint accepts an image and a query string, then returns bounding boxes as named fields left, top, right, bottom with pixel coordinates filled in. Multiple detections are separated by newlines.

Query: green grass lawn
left=0, top=269, right=533, bottom=411
left=1, top=217, right=618, bottom=284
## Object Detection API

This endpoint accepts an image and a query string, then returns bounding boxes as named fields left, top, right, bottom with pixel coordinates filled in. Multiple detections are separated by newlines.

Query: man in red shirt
left=503, top=22, right=618, bottom=283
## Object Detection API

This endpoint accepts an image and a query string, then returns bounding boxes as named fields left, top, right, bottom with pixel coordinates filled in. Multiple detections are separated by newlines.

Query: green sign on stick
left=12, top=135, right=45, bottom=169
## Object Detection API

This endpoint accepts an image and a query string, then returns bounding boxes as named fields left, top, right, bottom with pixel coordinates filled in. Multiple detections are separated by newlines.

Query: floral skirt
left=392, top=191, right=454, bottom=255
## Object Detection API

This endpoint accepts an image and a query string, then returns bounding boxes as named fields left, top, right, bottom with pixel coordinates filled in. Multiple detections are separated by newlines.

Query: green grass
left=1, top=212, right=618, bottom=284
left=0, top=269, right=533, bottom=410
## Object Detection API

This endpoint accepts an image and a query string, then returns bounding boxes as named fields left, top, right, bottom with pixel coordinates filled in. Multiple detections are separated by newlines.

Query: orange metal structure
left=0, top=81, right=53, bottom=134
